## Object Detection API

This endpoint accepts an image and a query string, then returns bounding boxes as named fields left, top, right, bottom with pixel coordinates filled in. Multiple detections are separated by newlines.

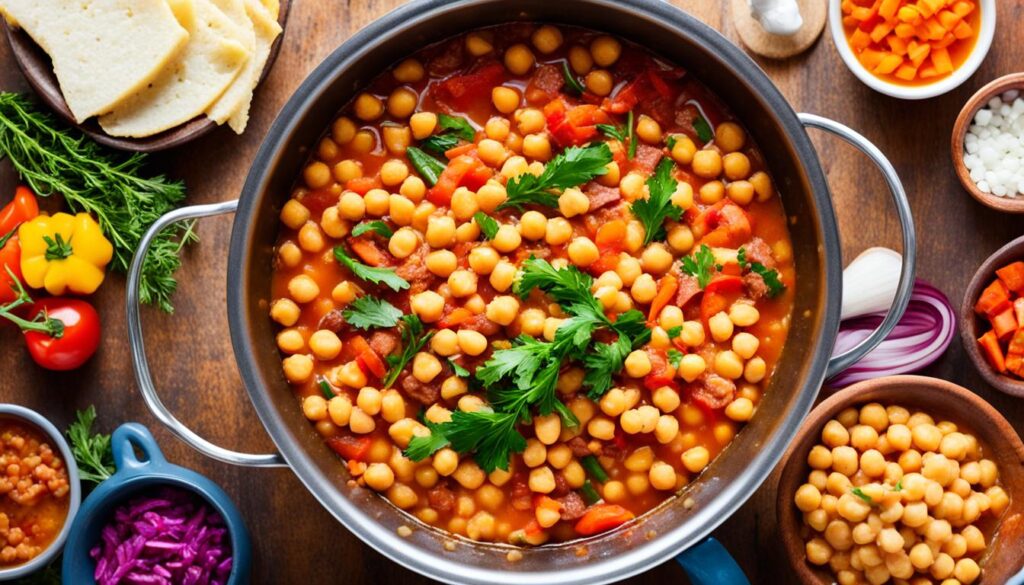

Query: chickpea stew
left=796, top=403, right=1007, bottom=584
left=270, top=23, right=795, bottom=545
left=0, top=420, right=71, bottom=567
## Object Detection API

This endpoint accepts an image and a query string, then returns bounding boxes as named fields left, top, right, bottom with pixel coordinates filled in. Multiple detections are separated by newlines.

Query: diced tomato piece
left=438, top=307, right=473, bottom=329
left=350, top=335, right=387, bottom=378
left=428, top=155, right=483, bottom=206
left=432, top=61, right=506, bottom=111
left=544, top=99, right=607, bottom=148
left=978, top=330, right=1006, bottom=373
left=326, top=435, right=372, bottom=461
left=648, top=274, right=679, bottom=322
left=604, top=75, right=647, bottom=114
left=975, top=279, right=1011, bottom=317
left=574, top=504, right=635, bottom=536
left=643, top=349, right=676, bottom=390
left=461, top=163, right=493, bottom=191
left=991, top=308, right=1019, bottom=341
left=346, top=176, right=381, bottom=194
left=696, top=201, right=753, bottom=248
left=700, top=275, right=744, bottom=324
left=349, top=238, right=390, bottom=267
left=997, top=261, right=1024, bottom=294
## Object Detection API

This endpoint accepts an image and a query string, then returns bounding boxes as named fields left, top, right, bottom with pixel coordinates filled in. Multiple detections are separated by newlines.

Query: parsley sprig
left=596, top=111, right=635, bottom=159
left=420, top=114, right=475, bottom=156
left=500, top=143, right=612, bottom=210
left=382, top=315, right=434, bottom=388
left=334, top=247, right=410, bottom=292
left=680, top=244, right=717, bottom=288
left=473, top=212, right=500, bottom=240
left=66, top=406, right=115, bottom=485
left=351, top=221, right=393, bottom=239
left=342, top=295, right=403, bottom=329
left=631, top=157, right=683, bottom=246
left=737, top=245, right=786, bottom=298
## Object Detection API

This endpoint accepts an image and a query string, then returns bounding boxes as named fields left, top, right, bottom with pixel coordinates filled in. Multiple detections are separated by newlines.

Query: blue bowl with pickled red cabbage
left=62, top=424, right=251, bottom=584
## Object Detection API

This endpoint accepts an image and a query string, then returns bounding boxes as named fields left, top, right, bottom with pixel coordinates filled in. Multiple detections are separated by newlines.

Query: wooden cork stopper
left=730, top=0, right=827, bottom=59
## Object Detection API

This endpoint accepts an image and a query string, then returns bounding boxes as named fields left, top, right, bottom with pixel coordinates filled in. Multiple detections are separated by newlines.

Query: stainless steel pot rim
left=226, top=1, right=842, bottom=583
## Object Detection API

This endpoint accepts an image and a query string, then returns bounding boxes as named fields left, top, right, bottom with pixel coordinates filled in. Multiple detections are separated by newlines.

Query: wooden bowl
left=1, top=0, right=290, bottom=153
left=777, top=375, right=1024, bottom=584
left=951, top=72, right=1024, bottom=213
left=960, top=234, right=1024, bottom=396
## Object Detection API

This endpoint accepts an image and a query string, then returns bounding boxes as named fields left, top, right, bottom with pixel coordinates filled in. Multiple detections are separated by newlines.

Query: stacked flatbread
left=0, top=0, right=281, bottom=137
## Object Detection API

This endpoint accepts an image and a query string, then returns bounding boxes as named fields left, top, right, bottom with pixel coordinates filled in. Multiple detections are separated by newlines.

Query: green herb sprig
left=342, top=295, right=403, bottom=329
left=681, top=244, right=717, bottom=288
left=334, top=247, right=409, bottom=292
left=500, top=143, right=612, bottom=210
left=406, top=146, right=446, bottom=186
left=66, top=406, right=115, bottom=485
left=630, top=157, right=683, bottom=246
left=420, top=114, right=476, bottom=156
left=351, top=221, right=394, bottom=239
left=0, top=93, right=194, bottom=312
left=473, top=212, right=500, bottom=240
left=382, top=315, right=434, bottom=388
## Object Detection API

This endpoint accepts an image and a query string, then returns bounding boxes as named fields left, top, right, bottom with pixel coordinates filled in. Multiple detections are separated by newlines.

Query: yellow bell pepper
left=19, top=212, right=113, bottom=295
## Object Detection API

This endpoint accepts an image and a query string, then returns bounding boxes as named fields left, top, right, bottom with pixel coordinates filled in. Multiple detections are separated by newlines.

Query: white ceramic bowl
left=828, top=0, right=996, bottom=100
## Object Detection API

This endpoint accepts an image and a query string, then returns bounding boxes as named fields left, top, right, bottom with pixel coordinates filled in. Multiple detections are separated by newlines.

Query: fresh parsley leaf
left=448, top=358, right=471, bottom=378
left=437, top=114, right=476, bottom=141
left=630, top=157, right=682, bottom=246
left=473, top=212, right=500, bottom=240
left=583, top=335, right=632, bottom=399
left=443, top=411, right=527, bottom=473
left=597, top=124, right=627, bottom=143
left=342, top=295, right=403, bottom=329
left=351, top=221, right=394, bottom=239
left=319, top=379, right=336, bottom=399
left=515, top=257, right=606, bottom=325
left=406, top=146, right=446, bottom=186
left=66, top=406, right=115, bottom=485
left=562, top=60, right=586, bottom=94
left=420, top=133, right=461, bottom=156
left=680, top=244, right=717, bottom=289
left=500, top=143, right=613, bottom=210
left=382, top=315, right=434, bottom=388
left=737, top=246, right=748, bottom=269
left=851, top=487, right=873, bottom=504
left=334, top=247, right=410, bottom=292
left=666, top=325, right=682, bottom=339
left=667, top=349, right=684, bottom=369
left=750, top=262, right=785, bottom=298
left=626, top=110, right=636, bottom=160
left=404, top=420, right=452, bottom=461
left=693, top=114, right=714, bottom=144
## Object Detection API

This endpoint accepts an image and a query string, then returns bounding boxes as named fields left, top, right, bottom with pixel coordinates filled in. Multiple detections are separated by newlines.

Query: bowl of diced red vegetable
left=60, top=424, right=251, bottom=585
left=961, top=235, right=1024, bottom=396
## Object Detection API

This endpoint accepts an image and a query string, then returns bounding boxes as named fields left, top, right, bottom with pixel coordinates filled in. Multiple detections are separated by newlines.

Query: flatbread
left=0, top=0, right=189, bottom=122
left=222, top=0, right=281, bottom=133
left=98, top=0, right=250, bottom=137
left=205, top=0, right=256, bottom=127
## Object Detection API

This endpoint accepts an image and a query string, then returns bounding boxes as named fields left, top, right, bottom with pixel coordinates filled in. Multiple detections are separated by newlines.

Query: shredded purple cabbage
left=90, top=487, right=233, bottom=585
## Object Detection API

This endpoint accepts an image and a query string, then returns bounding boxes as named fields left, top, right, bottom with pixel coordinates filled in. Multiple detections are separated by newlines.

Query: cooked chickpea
left=364, top=463, right=395, bottom=491
left=714, top=351, right=744, bottom=380
left=557, top=187, right=590, bottom=218
left=641, top=244, right=674, bottom=275
left=516, top=211, right=548, bottom=241
left=534, top=414, right=561, bottom=445
left=282, top=354, right=314, bottom=383
left=309, top=330, right=342, bottom=360
left=630, top=273, right=657, bottom=303
left=491, top=225, right=522, bottom=253
left=708, top=311, right=734, bottom=342
left=744, top=357, right=766, bottom=383
left=722, top=152, right=751, bottom=181
left=715, top=122, right=746, bottom=153
left=453, top=461, right=486, bottom=490
left=726, top=181, right=755, bottom=205
left=380, top=159, right=410, bottom=186
left=567, top=237, right=599, bottom=267
left=476, top=182, right=508, bottom=212
left=354, top=93, right=384, bottom=121
left=636, top=115, right=662, bottom=144
left=731, top=332, right=760, bottom=359
left=387, top=87, right=418, bottom=119
left=410, top=291, right=445, bottom=323
left=725, top=397, right=754, bottom=422
left=425, top=250, right=458, bottom=277
left=692, top=150, right=723, bottom=179
left=522, top=133, right=552, bottom=161
left=749, top=171, right=774, bottom=201
left=568, top=45, right=593, bottom=74
left=590, top=35, right=621, bottom=66
left=333, top=160, right=362, bottom=183
left=504, top=44, right=535, bottom=75
left=332, top=116, right=357, bottom=144
left=619, top=172, right=647, bottom=200
left=385, top=227, right=417, bottom=259
left=728, top=303, right=760, bottom=327
left=448, top=269, right=479, bottom=297
left=457, top=329, right=488, bottom=356
left=698, top=180, right=725, bottom=205
left=648, top=462, right=677, bottom=490
left=624, top=350, right=652, bottom=378
left=393, top=58, right=424, bottom=83
left=350, top=130, right=376, bottom=154
left=485, top=296, right=520, bottom=326
left=492, top=86, right=521, bottom=114
left=280, top=199, right=311, bottom=229
left=489, top=261, right=518, bottom=292
left=270, top=299, right=300, bottom=327
left=584, top=70, right=613, bottom=97
left=681, top=446, right=710, bottom=473
left=288, top=275, right=319, bottom=304
left=671, top=135, right=698, bottom=165
left=529, top=25, right=562, bottom=54
left=338, top=191, right=366, bottom=221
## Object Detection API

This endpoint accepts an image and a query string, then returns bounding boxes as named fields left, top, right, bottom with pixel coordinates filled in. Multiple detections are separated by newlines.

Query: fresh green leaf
left=406, top=146, right=446, bottom=186
left=437, top=114, right=476, bottom=141
left=627, top=110, right=637, bottom=160
left=404, top=420, right=452, bottom=461
left=501, top=143, right=613, bottom=210
left=351, top=221, right=394, bottom=239
left=894, top=480, right=903, bottom=492
left=382, top=315, right=434, bottom=388
left=66, top=406, right=115, bottom=485
left=680, top=244, right=717, bottom=289
left=597, top=124, right=627, bottom=143
left=420, top=133, right=461, bottom=156
left=630, top=157, right=682, bottom=246
left=334, top=247, right=410, bottom=292
left=851, top=487, right=873, bottom=504
left=582, top=335, right=632, bottom=399
left=737, top=246, right=748, bottom=269
left=342, top=295, right=404, bottom=329
left=473, top=212, right=500, bottom=240
left=667, top=349, right=684, bottom=369
left=666, top=325, right=683, bottom=339
left=319, top=379, right=336, bottom=399
left=448, top=358, right=471, bottom=378
left=562, top=61, right=586, bottom=94
left=0, top=93, right=193, bottom=312
left=750, top=262, right=786, bottom=298
left=515, top=257, right=605, bottom=321
left=693, top=114, right=714, bottom=144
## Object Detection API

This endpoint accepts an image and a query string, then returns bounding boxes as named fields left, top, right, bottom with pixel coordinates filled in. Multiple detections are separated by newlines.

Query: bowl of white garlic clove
left=952, top=72, right=1024, bottom=213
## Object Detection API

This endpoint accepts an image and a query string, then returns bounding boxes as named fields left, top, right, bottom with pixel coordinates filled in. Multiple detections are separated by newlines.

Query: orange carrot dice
left=922, top=0, right=945, bottom=16
left=976, top=279, right=1011, bottom=317
left=908, top=43, right=931, bottom=67
left=1007, top=353, right=1023, bottom=376
left=992, top=309, right=1019, bottom=341
left=859, top=48, right=886, bottom=69
left=1014, top=298, right=1024, bottom=328
left=894, top=23, right=916, bottom=38
left=842, top=0, right=856, bottom=13
left=852, top=6, right=876, bottom=20
left=898, top=5, right=922, bottom=23
left=978, top=330, right=1007, bottom=373
left=916, top=0, right=937, bottom=18
left=850, top=28, right=872, bottom=50
left=996, top=262, right=1024, bottom=293
left=870, top=20, right=896, bottom=42
left=894, top=63, right=919, bottom=80
left=952, top=20, right=974, bottom=39
left=931, top=47, right=953, bottom=73
left=873, top=54, right=904, bottom=74
left=934, top=33, right=956, bottom=49
left=919, top=65, right=940, bottom=78
left=937, top=9, right=962, bottom=30
left=952, top=0, right=975, bottom=17
left=844, top=15, right=859, bottom=27
left=925, top=17, right=947, bottom=39
left=1010, top=329, right=1024, bottom=357
left=879, top=0, right=901, bottom=19
left=887, top=35, right=909, bottom=55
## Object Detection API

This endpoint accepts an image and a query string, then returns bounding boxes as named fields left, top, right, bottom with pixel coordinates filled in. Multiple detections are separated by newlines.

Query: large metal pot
left=126, top=1, right=917, bottom=583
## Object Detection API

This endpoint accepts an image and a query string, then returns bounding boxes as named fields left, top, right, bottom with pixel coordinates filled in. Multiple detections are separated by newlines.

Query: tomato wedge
left=350, top=335, right=387, bottom=378
left=326, top=435, right=372, bottom=462
left=574, top=504, right=635, bottom=536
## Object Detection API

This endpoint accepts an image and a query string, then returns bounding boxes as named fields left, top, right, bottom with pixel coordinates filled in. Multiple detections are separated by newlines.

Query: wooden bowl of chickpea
left=777, top=375, right=1024, bottom=585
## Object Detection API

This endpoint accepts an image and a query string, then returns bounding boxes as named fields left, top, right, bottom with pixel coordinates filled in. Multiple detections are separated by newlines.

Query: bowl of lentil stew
left=777, top=375, right=1024, bottom=584
left=126, top=1, right=915, bottom=583
left=0, top=404, right=80, bottom=581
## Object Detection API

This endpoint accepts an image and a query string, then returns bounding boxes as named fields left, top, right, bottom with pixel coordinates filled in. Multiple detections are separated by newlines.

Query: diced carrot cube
left=887, top=35, right=908, bottom=54
left=992, top=309, right=1019, bottom=341
left=922, top=0, right=945, bottom=15
left=919, top=65, right=940, bottom=78
left=1013, top=298, right=1024, bottom=328
left=952, top=0, right=975, bottom=17
left=844, top=15, right=859, bottom=27
left=978, top=330, right=1007, bottom=373
left=925, top=17, right=947, bottom=39
left=842, top=0, right=856, bottom=14
left=850, top=28, right=872, bottom=50
left=859, top=48, right=886, bottom=69
left=879, top=0, right=901, bottom=19
left=909, top=42, right=931, bottom=66
left=894, top=23, right=916, bottom=38
left=894, top=63, right=919, bottom=80
left=996, top=262, right=1024, bottom=293
left=916, top=0, right=936, bottom=18
left=934, top=33, right=956, bottom=48
left=937, top=9, right=962, bottom=30
left=953, top=20, right=974, bottom=39
left=873, top=54, right=904, bottom=74
left=898, top=5, right=922, bottom=23
left=932, top=47, right=953, bottom=73
left=871, top=20, right=896, bottom=42
left=1010, top=329, right=1024, bottom=356
left=1007, top=353, right=1023, bottom=376
left=914, top=23, right=932, bottom=39
left=976, top=279, right=1011, bottom=317
left=852, top=6, right=876, bottom=20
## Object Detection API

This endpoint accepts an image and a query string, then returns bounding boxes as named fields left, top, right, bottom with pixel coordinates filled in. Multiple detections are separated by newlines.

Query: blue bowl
left=61, top=423, right=251, bottom=584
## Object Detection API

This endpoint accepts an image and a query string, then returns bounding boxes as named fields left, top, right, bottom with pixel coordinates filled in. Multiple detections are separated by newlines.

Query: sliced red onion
left=828, top=280, right=955, bottom=387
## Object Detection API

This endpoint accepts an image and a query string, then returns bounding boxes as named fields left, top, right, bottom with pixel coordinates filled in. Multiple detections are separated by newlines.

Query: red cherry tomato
left=0, top=235, right=23, bottom=305
left=23, top=298, right=101, bottom=370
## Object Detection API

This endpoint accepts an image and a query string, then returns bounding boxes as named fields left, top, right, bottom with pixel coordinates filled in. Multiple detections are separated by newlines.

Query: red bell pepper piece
left=700, top=275, right=744, bottom=324
left=997, top=261, right=1024, bottom=294
left=349, top=239, right=390, bottom=267
left=643, top=349, right=676, bottom=390
left=432, top=62, right=506, bottom=111
left=0, top=186, right=40, bottom=235
left=326, top=435, right=372, bottom=462
left=978, top=330, right=1006, bottom=373
left=975, top=279, right=1011, bottom=317
left=427, top=154, right=490, bottom=207
left=350, top=334, right=387, bottom=379
left=0, top=231, right=23, bottom=305
left=574, top=504, right=635, bottom=536
left=648, top=274, right=679, bottom=323
left=695, top=201, right=753, bottom=248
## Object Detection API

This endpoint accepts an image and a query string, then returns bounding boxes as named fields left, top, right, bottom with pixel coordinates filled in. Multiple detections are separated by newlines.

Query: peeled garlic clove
left=841, top=247, right=903, bottom=320
left=748, top=0, right=804, bottom=36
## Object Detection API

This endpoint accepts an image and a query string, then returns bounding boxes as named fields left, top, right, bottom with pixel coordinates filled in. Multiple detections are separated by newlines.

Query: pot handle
left=126, top=199, right=287, bottom=468
left=675, top=537, right=750, bottom=584
left=799, top=113, right=917, bottom=379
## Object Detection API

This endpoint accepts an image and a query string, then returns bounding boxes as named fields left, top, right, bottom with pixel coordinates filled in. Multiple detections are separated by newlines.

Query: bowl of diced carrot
left=961, top=235, right=1024, bottom=396
left=830, top=0, right=995, bottom=99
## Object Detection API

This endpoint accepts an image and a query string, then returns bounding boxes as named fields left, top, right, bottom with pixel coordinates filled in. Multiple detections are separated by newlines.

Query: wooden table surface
left=2, top=1, right=1023, bottom=583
